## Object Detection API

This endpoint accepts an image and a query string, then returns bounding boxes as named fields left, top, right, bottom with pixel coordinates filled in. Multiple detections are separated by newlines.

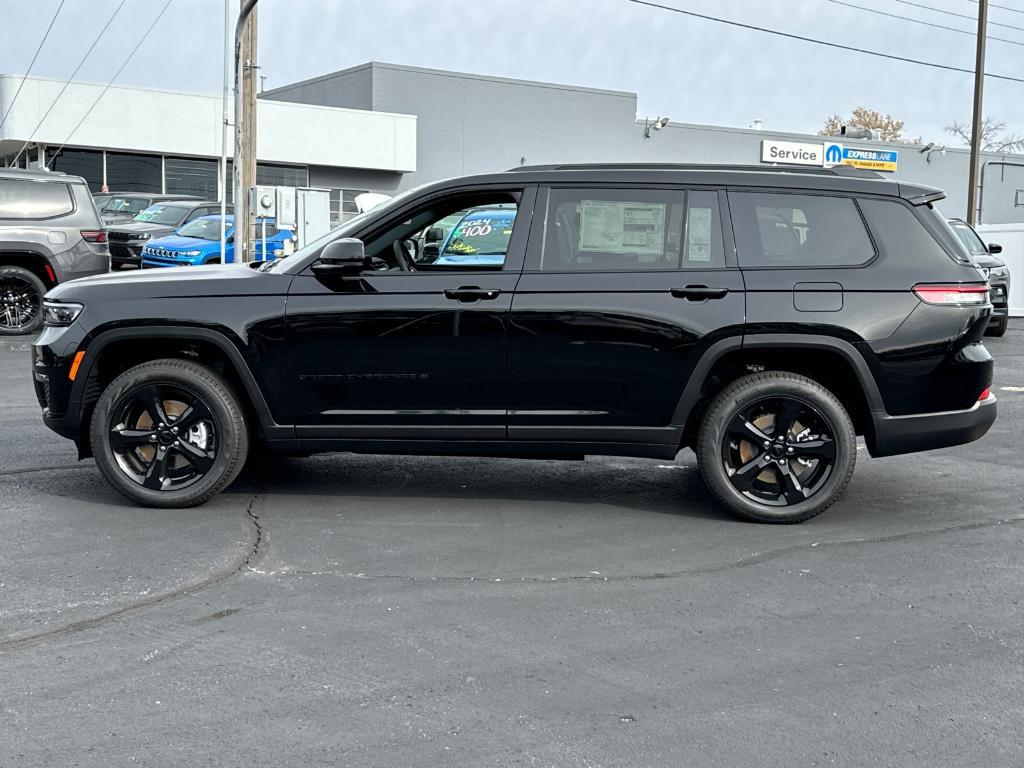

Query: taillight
left=979, top=388, right=991, bottom=401
left=80, top=229, right=107, bottom=244
left=912, top=283, right=989, bottom=305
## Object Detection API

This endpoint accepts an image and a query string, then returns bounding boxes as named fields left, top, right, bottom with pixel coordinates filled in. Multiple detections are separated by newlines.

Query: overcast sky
left=1, top=0, right=1022, bottom=144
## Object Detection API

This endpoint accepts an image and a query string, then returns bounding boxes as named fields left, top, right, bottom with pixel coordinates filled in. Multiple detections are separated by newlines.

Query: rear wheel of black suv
left=697, top=372, right=856, bottom=523
left=0, top=265, right=46, bottom=335
left=90, top=359, right=249, bottom=508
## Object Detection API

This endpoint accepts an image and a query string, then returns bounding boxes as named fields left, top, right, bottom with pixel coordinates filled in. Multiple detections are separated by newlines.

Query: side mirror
left=312, top=237, right=367, bottom=277
left=425, top=227, right=444, bottom=244
left=987, top=242, right=1002, bottom=254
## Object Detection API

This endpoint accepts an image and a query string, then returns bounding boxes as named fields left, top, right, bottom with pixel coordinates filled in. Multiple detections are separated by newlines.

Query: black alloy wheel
left=108, top=383, right=218, bottom=492
left=0, top=267, right=45, bottom=334
left=697, top=372, right=856, bottom=523
left=91, top=359, right=249, bottom=507
left=721, top=397, right=836, bottom=507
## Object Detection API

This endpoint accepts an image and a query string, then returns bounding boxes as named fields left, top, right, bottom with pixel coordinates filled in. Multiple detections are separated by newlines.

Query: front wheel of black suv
left=697, top=372, right=856, bottom=523
left=90, top=359, right=249, bottom=508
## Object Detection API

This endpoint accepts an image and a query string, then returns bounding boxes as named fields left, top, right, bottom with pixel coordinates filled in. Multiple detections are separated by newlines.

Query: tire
left=90, top=359, right=249, bottom=508
left=0, top=265, right=46, bottom=335
left=986, top=317, right=1008, bottom=337
left=696, top=372, right=856, bottom=523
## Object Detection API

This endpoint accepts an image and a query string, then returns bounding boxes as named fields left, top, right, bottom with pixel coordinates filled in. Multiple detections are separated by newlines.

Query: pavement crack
left=0, top=490, right=266, bottom=655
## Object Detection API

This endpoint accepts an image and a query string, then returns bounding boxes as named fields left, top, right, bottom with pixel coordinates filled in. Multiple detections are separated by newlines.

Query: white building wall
left=0, top=75, right=416, bottom=172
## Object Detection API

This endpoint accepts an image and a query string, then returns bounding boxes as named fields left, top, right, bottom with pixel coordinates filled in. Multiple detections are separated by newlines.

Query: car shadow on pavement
left=227, top=452, right=735, bottom=523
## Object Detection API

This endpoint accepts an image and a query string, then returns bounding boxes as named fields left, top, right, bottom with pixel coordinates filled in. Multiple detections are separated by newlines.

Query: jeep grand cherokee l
left=32, top=164, right=996, bottom=523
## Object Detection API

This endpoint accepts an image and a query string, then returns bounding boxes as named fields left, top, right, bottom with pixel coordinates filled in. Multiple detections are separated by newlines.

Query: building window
left=223, top=162, right=307, bottom=204
left=166, top=157, right=219, bottom=199
left=329, top=188, right=370, bottom=226
left=45, top=148, right=104, bottom=192
left=105, top=151, right=161, bottom=193
left=1015, top=189, right=1024, bottom=207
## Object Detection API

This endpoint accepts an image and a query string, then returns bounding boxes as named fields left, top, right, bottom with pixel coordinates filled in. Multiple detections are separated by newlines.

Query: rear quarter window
left=730, top=191, right=874, bottom=268
left=858, top=199, right=963, bottom=265
left=0, top=178, right=75, bottom=219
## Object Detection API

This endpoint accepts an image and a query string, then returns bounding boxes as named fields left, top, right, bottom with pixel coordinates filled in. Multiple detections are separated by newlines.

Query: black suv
left=946, top=217, right=1010, bottom=337
left=33, top=164, right=996, bottom=523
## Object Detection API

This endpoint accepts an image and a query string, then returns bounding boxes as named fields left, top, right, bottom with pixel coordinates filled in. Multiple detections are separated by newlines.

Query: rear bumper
left=868, top=394, right=997, bottom=458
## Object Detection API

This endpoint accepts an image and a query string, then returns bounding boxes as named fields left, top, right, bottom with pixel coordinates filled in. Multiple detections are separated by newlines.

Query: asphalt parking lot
left=1, top=322, right=1022, bottom=767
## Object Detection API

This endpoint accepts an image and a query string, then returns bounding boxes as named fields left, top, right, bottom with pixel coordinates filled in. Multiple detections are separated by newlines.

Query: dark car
left=0, top=168, right=110, bottom=335
left=107, top=201, right=227, bottom=268
left=947, top=217, right=1010, bottom=337
left=94, top=192, right=202, bottom=226
left=33, top=164, right=996, bottom=523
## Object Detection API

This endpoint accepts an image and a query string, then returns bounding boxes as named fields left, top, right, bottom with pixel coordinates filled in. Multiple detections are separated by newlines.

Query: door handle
left=443, top=286, right=501, bottom=302
left=670, top=285, right=729, bottom=301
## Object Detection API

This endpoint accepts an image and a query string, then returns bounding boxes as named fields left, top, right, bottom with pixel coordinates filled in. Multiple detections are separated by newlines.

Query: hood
left=109, top=221, right=175, bottom=236
left=47, top=262, right=291, bottom=302
left=147, top=234, right=215, bottom=251
left=972, top=253, right=1006, bottom=270
left=101, top=212, right=138, bottom=224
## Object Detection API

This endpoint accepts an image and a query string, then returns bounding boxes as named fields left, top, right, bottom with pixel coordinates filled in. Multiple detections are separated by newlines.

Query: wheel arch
left=0, top=250, right=58, bottom=288
left=675, top=334, right=885, bottom=449
left=73, top=326, right=284, bottom=457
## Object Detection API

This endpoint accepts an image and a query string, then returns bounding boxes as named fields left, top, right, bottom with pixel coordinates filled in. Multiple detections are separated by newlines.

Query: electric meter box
left=275, top=186, right=297, bottom=229
left=248, top=185, right=277, bottom=218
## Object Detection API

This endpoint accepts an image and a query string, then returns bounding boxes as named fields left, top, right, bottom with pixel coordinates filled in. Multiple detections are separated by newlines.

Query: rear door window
left=730, top=191, right=875, bottom=267
left=539, top=187, right=725, bottom=271
left=0, top=179, right=74, bottom=219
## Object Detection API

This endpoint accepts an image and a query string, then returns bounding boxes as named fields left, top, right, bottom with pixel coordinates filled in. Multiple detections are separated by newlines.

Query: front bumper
left=33, top=323, right=88, bottom=441
left=110, top=242, right=145, bottom=265
left=989, top=278, right=1009, bottom=320
left=868, top=394, right=997, bottom=458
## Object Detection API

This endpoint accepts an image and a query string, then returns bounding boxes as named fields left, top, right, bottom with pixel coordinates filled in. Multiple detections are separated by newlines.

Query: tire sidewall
left=90, top=362, right=247, bottom=507
left=0, top=266, right=46, bottom=336
left=698, top=374, right=856, bottom=523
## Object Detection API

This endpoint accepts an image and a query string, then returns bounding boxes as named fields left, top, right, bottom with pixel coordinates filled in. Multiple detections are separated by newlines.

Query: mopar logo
left=824, top=143, right=843, bottom=164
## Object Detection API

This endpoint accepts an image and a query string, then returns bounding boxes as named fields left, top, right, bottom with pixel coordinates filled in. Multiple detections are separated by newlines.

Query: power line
left=966, top=0, right=1024, bottom=17
left=47, top=0, right=174, bottom=168
left=626, top=0, right=1024, bottom=84
left=825, top=0, right=1024, bottom=46
left=12, top=0, right=129, bottom=166
left=889, top=0, right=1024, bottom=32
left=0, top=0, right=67, bottom=133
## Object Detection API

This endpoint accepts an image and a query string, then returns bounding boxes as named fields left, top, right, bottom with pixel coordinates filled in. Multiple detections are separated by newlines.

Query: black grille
left=108, top=231, right=139, bottom=242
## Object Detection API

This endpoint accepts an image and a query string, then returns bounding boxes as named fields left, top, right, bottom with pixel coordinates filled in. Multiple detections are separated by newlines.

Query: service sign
left=760, top=140, right=824, bottom=167
left=839, top=147, right=898, bottom=172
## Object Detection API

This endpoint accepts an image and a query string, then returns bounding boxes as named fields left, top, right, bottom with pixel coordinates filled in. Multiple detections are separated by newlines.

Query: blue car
left=434, top=207, right=516, bottom=267
left=141, top=215, right=293, bottom=268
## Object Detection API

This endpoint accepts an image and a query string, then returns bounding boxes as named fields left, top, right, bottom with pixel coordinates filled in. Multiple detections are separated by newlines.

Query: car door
left=284, top=185, right=536, bottom=441
left=507, top=185, right=745, bottom=446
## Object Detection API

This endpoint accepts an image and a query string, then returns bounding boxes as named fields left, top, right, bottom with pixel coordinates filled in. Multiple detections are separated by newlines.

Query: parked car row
left=0, top=168, right=297, bottom=333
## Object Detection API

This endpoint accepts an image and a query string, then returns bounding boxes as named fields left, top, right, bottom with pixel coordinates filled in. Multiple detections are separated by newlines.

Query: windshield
left=948, top=220, right=988, bottom=256
left=178, top=217, right=228, bottom=241
left=134, top=204, right=189, bottom=226
left=264, top=183, right=431, bottom=272
left=104, top=196, right=150, bottom=216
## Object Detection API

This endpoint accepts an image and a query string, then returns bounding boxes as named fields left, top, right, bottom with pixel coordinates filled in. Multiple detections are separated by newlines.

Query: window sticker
left=578, top=201, right=666, bottom=256
left=686, top=207, right=712, bottom=262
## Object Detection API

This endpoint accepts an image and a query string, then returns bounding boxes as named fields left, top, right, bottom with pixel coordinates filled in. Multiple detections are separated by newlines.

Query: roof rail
left=505, top=162, right=883, bottom=179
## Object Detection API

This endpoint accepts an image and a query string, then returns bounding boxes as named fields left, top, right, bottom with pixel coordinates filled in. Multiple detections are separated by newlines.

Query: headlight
left=133, top=233, right=151, bottom=241
left=182, top=250, right=202, bottom=257
left=991, top=266, right=1008, bottom=278
left=43, top=301, right=84, bottom=327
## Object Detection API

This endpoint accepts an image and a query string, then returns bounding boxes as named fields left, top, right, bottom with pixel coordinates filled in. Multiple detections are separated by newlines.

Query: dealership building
left=2, top=61, right=1024, bottom=226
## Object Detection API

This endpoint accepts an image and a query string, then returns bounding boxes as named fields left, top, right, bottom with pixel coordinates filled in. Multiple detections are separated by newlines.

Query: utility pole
left=966, top=0, right=987, bottom=225
left=233, top=0, right=259, bottom=261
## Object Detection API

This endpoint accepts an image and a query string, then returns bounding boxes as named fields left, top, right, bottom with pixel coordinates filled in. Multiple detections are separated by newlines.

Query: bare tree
left=820, top=107, right=920, bottom=143
left=946, top=118, right=1024, bottom=153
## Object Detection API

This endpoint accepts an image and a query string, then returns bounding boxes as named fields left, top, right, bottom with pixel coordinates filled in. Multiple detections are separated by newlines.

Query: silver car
left=0, top=168, right=110, bottom=334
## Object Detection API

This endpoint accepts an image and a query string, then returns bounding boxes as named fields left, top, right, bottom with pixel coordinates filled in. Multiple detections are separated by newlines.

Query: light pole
left=233, top=0, right=259, bottom=261
left=966, top=0, right=987, bottom=225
